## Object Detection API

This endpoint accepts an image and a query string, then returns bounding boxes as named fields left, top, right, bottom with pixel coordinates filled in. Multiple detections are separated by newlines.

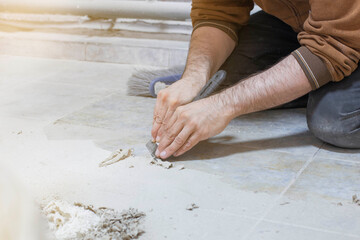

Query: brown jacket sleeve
left=292, top=0, right=360, bottom=89
left=191, top=0, right=254, bottom=42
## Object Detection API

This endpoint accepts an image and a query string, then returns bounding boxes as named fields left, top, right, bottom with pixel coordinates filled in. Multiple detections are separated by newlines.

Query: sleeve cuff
left=291, top=46, right=333, bottom=90
left=192, top=19, right=239, bottom=43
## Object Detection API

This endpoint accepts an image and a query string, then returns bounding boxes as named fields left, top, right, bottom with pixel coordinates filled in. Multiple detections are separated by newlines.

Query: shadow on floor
left=170, top=132, right=360, bottom=162
left=170, top=131, right=323, bottom=162
left=169, top=131, right=314, bottom=161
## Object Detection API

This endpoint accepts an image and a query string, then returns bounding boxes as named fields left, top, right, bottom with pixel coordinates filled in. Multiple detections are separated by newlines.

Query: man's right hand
left=151, top=77, right=205, bottom=142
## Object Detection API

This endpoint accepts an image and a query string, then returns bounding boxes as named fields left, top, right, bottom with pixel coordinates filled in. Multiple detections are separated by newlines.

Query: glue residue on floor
left=42, top=200, right=145, bottom=240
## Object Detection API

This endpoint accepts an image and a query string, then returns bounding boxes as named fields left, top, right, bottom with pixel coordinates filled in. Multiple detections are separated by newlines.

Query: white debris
left=177, top=165, right=185, bottom=170
left=42, top=200, right=145, bottom=240
left=149, top=158, right=173, bottom=169
left=99, top=148, right=133, bottom=167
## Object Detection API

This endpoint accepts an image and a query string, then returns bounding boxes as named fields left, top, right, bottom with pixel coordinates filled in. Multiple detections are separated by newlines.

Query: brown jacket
left=191, top=0, right=360, bottom=89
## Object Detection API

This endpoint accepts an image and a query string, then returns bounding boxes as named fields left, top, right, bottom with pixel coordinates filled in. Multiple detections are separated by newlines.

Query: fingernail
left=151, top=137, right=155, bottom=142
left=156, top=136, right=160, bottom=142
left=160, top=151, right=166, bottom=158
left=173, top=152, right=178, bottom=157
left=155, top=149, right=159, bottom=157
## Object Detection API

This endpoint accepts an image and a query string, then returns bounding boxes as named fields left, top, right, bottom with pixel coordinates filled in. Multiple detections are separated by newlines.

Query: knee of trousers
left=307, top=104, right=360, bottom=149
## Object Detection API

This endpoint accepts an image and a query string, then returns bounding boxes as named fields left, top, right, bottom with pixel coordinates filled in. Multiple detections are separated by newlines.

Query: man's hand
left=154, top=55, right=312, bottom=159
left=151, top=26, right=236, bottom=144
left=151, top=77, right=205, bottom=142
left=155, top=97, right=232, bottom=159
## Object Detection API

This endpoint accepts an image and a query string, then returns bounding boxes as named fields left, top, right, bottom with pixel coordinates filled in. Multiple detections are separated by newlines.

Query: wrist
left=180, top=75, right=208, bottom=94
left=208, top=92, right=236, bottom=123
left=182, top=64, right=211, bottom=88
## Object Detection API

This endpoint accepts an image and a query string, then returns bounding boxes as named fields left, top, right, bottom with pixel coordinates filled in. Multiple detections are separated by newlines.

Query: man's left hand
left=155, top=97, right=233, bottom=159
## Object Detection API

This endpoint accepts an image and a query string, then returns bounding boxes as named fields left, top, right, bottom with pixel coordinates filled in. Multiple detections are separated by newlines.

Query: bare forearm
left=182, top=27, right=236, bottom=87
left=212, top=55, right=312, bottom=118
left=155, top=55, right=314, bottom=159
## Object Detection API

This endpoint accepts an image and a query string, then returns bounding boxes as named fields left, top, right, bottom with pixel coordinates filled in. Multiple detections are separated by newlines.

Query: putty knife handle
left=193, top=70, right=227, bottom=101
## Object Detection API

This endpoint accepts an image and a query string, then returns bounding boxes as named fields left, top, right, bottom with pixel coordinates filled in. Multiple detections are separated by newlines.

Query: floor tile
left=0, top=55, right=137, bottom=93
left=178, top=147, right=310, bottom=195
left=0, top=55, right=64, bottom=87
left=50, top=93, right=154, bottom=132
left=262, top=195, right=360, bottom=237
left=45, top=93, right=155, bottom=155
left=231, top=108, right=308, bottom=129
left=223, top=126, right=322, bottom=157
left=2, top=55, right=360, bottom=239
left=85, top=43, right=170, bottom=66
left=145, top=210, right=257, bottom=240
left=225, top=109, right=323, bottom=156
left=37, top=60, right=136, bottom=93
left=48, top=94, right=311, bottom=195
left=285, top=156, right=360, bottom=201
left=317, top=144, right=360, bottom=163
left=0, top=81, right=113, bottom=121
left=262, top=156, right=360, bottom=237
left=247, top=221, right=360, bottom=240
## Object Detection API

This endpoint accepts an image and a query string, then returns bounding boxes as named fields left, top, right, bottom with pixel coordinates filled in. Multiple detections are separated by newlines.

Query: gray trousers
left=220, top=11, right=360, bottom=149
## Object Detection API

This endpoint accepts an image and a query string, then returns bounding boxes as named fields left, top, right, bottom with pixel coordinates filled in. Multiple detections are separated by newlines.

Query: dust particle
left=352, top=195, right=360, bottom=206
left=186, top=203, right=199, bottom=211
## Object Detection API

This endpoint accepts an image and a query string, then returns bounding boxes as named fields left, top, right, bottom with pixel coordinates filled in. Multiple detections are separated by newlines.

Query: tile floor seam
left=261, top=218, right=360, bottom=238
left=241, top=143, right=324, bottom=240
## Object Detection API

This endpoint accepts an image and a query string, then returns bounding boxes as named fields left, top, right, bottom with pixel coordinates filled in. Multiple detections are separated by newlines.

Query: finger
left=173, top=133, right=200, bottom=157
left=158, top=125, right=194, bottom=159
left=151, top=93, right=168, bottom=141
left=157, top=110, right=179, bottom=144
left=157, top=96, right=180, bottom=139
left=152, top=115, right=163, bottom=142
left=157, top=108, right=175, bottom=139
left=157, top=107, right=181, bottom=143
left=156, top=115, right=184, bottom=157
left=152, top=96, right=161, bottom=128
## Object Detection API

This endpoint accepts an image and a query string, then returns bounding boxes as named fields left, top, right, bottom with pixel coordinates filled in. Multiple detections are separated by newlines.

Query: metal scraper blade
left=146, top=140, right=158, bottom=158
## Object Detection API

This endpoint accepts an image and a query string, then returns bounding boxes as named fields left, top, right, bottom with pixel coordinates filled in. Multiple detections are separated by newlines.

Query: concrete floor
left=1, top=55, right=360, bottom=239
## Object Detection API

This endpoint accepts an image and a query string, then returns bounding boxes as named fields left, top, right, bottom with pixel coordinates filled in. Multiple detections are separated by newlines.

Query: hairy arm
left=182, top=26, right=236, bottom=86
left=156, top=55, right=312, bottom=159
left=215, top=55, right=312, bottom=118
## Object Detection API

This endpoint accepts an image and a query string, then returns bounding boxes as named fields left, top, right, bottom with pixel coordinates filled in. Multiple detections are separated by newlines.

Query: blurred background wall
left=0, top=1, right=258, bottom=67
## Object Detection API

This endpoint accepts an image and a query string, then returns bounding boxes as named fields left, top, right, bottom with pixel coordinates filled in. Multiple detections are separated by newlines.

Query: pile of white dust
left=42, top=200, right=145, bottom=240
